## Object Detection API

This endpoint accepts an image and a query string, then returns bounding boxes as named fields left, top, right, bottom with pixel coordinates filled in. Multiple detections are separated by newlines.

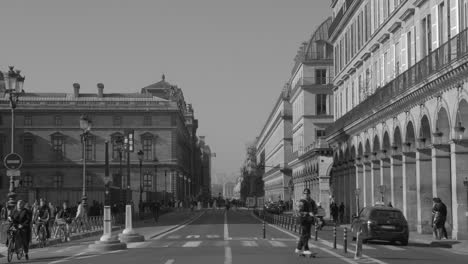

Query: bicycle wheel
left=7, top=236, right=14, bottom=263
left=39, top=225, right=47, bottom=247
left=60, top=227, right=67, bottom=243
left=17, top=247, right=23, bottom=260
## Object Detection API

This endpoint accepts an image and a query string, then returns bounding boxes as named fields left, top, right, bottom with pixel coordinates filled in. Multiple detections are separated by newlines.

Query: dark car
left=264, top=202, right=283, bottom=214
left=351, top=205, right=409, bottom=245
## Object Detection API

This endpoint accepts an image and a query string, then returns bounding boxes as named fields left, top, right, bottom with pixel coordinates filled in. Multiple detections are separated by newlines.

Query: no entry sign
left=4, top=153, right=23, bottom=170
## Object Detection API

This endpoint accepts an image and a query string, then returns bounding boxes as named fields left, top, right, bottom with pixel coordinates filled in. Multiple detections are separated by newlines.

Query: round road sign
left=4, top=153, right=23, bottom=170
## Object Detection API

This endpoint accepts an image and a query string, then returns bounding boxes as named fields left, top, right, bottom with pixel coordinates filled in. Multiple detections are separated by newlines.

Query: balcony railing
left=326, top=27, right=468, bottom=137
left=293, top=77, right=334, bottom=91
left=303, top=52, right=333, bottom=61
left=301, top=137, right=330, bottom=155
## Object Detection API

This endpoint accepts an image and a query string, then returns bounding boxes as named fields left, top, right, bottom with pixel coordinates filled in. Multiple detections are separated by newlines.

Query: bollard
left=314, top=222, right=318, bottom=241
left=333, top=224, right=337, bottom=249
left=354, top=230, right=363, bottom=260
left=263, top=212, right=266, bottom=239
left=343, top=227, right=348, bottom=253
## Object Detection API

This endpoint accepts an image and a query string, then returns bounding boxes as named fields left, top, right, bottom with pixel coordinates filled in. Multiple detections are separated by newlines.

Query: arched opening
left=394, top=127, right=403, bottom=151
left=404, top=121, right=418, bottom=231
left=358, top=142, right=363, bottom=157
left=373, top=135, right=381, bottom=155
left=392, top=127, right=404, bottom=210
left=419, top=115, right=434, bottom=233
left=365, top=139, right=371, bottom=156
left=405, top=122, right=416, bottom=151
left=435, top=107, right=450, bottom=143
left=420, top=115, right=432, bottom=146
left=455, top=99, right=468, bottom=139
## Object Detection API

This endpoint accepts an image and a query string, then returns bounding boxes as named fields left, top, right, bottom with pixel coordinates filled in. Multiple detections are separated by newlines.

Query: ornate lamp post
left=137, top=150, right=144, bottom=218
left=80, top=114, right=92, bottom=207
left=2, top=66, right=25, bottom=210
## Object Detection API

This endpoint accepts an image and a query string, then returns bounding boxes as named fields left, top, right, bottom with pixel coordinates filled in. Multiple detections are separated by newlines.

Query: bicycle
left=6, top=226, right=24, bottom=263
left=54, top=219, right=70, bottom=243
left=36, top=221, right=48, bottom=248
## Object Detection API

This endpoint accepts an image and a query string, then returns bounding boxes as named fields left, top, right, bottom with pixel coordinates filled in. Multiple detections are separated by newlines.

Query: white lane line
left=224, top=211, right=232, bottom=264
left=182, top=241, right=202, bottom=247
left=76, top=255, right=97, bottom=260
left=271, top=238, right=296, bottom=241
left=168, top=235, right=181, bottom=239
left=269, top=241, right=287, bottom=247
left=164, top=260, right=175, bottom=264
left=207, top=234, right=220, bottom=238
left=151, top=211, right=205, bottom=240
left=127, top=242, right=151, bottom=248
left=228, top=237, right=258, bottom=240
left=381, top=245, right=405, bottom=251
left=241, top=240, right=258, bottom=247
left=186, top=235, right=200, bottom=239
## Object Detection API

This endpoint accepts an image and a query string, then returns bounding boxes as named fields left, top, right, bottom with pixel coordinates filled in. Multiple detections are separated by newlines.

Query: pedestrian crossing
left=128, top=239, right=291, bottom=249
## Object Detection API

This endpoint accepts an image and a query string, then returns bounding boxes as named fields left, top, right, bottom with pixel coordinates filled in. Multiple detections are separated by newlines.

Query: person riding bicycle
left=295, top=188, right=318, bottom=256
left=55, top=202, right=73, bottom=241
left=35, top=198, right=51, bottom=240
left=8, top=200, right=31, bottom=260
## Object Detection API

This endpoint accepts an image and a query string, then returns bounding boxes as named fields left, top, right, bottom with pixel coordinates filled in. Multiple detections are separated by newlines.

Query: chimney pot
left=97, top=83, right=104, bottom=98
left=73, top=83, right=80, bottom=97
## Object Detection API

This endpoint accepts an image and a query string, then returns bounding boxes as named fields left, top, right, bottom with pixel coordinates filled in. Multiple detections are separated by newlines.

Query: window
left=143, top=115, right=152, bottom=126
left=438, top=2, right=445, bottom=45
left=54, top=115, right=62, bottom=126
left=144, top=172, right=152, bottom=191
left=85, top=135, right=95, bottom=161
left=421, top=15, right=432, bottom=57
left=351, top=81, right=355, bottom=107
left=22, top=172, right=33, bottom=188
left=113, top=116, right=122, bottom=126
left=54, top=173, right=63, bottom=188
left=461, top=0, right=468, bottom=31
left=23, top=134, right=34, bottom=162
left=316, top=130, right=326, bottom=138
left=111, top=133, right=124, bottom=161
left=395, top=41, right=401, bottom=76
left=315, top=69, right=327, bottom=84
left=384, top=52, right=388, bottom=84
left=51, top=133, right=65, bottom=161
left=142, top=136, right=153, bottom=160
left=316, top=94, right=327, bottom=115
left=365, top=3, right=371, bottom=40
left=24, top=115, right=32, bottom=126
left=345, top=87, right=349, bottom=111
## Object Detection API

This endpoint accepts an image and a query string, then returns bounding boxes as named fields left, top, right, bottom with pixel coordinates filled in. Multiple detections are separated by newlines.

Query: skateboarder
left=295, top=188, right=318, bottom=256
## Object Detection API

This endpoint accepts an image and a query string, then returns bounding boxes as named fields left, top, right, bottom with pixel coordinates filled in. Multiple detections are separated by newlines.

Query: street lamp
left=2, top=66, right=25, bottom=211
left=79, top=114, right=92, bottom=207
left=137, top=150, right=144, bottom=218
left=354, top=188, right=361, bottom=215
left=378, top=185, right=386, bottom=203
left=464, top=178, right=468, bottom=213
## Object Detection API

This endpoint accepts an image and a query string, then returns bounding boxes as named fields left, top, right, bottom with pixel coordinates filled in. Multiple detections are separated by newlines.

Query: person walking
left=339, top=202, right=345, bottom=224
left=295, top=188, right=318, bottom=256
left=151, top=200, right=160, bottom=222
left=9, top=200, right=31, bottom=260
left=330, top=202, right=339, bottom=224
left=432, top=197, right=448, bottom=240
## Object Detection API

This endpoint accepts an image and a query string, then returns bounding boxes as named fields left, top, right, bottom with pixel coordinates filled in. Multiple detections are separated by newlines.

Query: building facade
left=0, top=75, right=206, bottom=210
left=223, top=181, right=235, bottom=199
left=256, top=88, right=293, bottom=202
left=288, top=18, right=335, bottom=216
left=326, top=0, right=468, bottom=239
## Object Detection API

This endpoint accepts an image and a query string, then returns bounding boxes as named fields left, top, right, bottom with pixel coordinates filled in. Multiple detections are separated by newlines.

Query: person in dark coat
left=330, top=202, right=339, bottom=223
left=339, top=202, right=345, bottom=224
left=295, top=188, right=318, bottom=255
left=151, top=201, right=161, bottom=222
left=9, top=200, right=31, bottom=260
left=432, top=197, right=448, bottom=239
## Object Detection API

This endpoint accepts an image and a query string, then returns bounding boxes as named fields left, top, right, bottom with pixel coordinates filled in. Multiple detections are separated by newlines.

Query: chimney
left=73, top=83, right=80, bottom=97
left=97, top=83, right=104, bottom=98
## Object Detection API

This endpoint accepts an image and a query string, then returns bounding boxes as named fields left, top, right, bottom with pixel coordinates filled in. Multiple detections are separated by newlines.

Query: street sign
left=246, top=197, right=255, bottom=208
left=6, top=169, right=21, bottom=177
left=4, top=153, right=23, bottom=170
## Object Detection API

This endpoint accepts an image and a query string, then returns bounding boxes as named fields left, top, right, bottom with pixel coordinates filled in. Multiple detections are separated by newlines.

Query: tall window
left=316, top=130, right=326, bottom=138
left=143, top=115, right=152, bottom=126
left=461, top=0, right=468, bottom=30
left=351, top=81, right=355, bottom=108
left=54, top=173, right=63, bottom=188
left=142, top=136, right=153, bottom=160
left=54, top=115, right=62, bottom=126
left=23, top=134, right=34, bottom=162
left=51, top=133, right=65, bottom=161
left=345, top=87, right=349, bottom=111
left=421, top=15, right=432, bottom=57
left=395, top=41, right=401, bottom=76
left=316, top=94, right=327, bottom=115
left=144, top=172, right=152, bottom=191
left=384, top=52, right=388, bottom=84
left=438, top=2, right=445, bottom=45
left=113, top=116, right=122, bottom=126
left=315, top=69, right=327, bottom=84
left=85, top=135, right=95, bottom=161
left=22, top=172, right=33, bottom=188
left=111, top=133, right=124, bottom=161
left=24, top=115, right=32, bottom=126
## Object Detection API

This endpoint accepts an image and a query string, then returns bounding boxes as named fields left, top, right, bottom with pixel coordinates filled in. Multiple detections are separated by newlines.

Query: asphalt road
left=3, top=209, right=467, bottom=264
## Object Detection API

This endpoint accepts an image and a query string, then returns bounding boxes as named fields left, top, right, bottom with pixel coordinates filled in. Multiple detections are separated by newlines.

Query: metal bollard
left=263, top=212, right=266, bottom=239
left=344, top=227, right=348, bottom=253
left=314, top=222, right=318, bottom=241
left=333, top=224, right=337, bottom=249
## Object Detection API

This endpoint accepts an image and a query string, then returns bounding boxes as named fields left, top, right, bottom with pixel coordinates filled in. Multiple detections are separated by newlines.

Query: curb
left=148, top=210, right=205, bottom=239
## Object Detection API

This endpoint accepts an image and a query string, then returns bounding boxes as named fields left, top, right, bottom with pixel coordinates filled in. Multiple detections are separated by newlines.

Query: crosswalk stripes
left=241, top=241, right=258, bottom=247
left=182, top=241, right=202, bottom=247
left=380, top=245, right=406, bottom=251
left=268, top=241, right=287, bottom=247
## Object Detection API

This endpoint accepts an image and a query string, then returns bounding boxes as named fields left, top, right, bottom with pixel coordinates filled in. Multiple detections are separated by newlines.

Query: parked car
left=351, top=205, right=409, bottom=245
left=264, top=202, right=283, bottom=214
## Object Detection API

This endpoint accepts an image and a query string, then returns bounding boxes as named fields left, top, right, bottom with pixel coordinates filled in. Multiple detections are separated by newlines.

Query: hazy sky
left=0, top=0, right=331, bottom=178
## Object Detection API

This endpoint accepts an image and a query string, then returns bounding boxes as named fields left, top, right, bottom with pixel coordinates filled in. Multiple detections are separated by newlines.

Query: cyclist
left=55, top=201, right=73, bottom=241
left=35, top=198, right=50, bottom=240
left=9, top=200, right=31, bottom=260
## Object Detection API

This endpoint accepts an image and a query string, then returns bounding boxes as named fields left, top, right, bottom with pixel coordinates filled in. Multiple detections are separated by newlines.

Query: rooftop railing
left=326, top=27, right=468, bottom=136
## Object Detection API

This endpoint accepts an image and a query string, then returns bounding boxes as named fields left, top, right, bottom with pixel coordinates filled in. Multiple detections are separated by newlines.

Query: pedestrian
left=9, top=200, right=31, bottom=260
left=330, top=202, right=339, bottom=223
left=432, top=197, right=448, bottom=240
left=151, top=201, right=160, bottom=222
left=339, top=202, right=345, bottom=224
left=295, top=188, right=318, bottom=256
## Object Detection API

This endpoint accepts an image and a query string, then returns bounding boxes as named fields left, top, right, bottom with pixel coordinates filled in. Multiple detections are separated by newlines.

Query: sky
left=0, top=0, right=331, bottom=179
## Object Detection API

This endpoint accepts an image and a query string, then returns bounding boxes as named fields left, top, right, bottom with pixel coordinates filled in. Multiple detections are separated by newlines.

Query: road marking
left=207, top=234, right=220, bottom=238
left=228, top=237, right=258, bottom=240
left=151, top=211, right=205, bottom=240
left=168, top=235, right=181, bottom=239
left=187, top=235, right=200, bottom=239
left=224, top=211, right=232, bottom=264
left=127, top=242, right=150, bottom=248
left=182, top=241, right=202, bottom=247
left=164, top=260, right=175, bottom=264
left=271, top=238, right=297, bottom=241
left=241, top=240, right=258, bottom=247
left=381, top=245, right=405, bottom=251
left=49, top=251, right=88, bottom=264
left=76, top=255, right=97, bottom=260
left=269, top=241, right=287, bottom=247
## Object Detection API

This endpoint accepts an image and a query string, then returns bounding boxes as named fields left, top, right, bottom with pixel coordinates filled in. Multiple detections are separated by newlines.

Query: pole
left=333, top=224, right=337, bottom=249
left=126, top=148, right=130, bottom=204
left=119, top=150, right=123, bottom=205
left=7, top=107, right=16, bottom=210
left=344, top=227, right=348, bottom=253
left=105, top=141, right=109, bottom=206
left=262, top=210, right=266, bottom=239
left=82, top=133, right=87, bottom=200
left=10, top=107, right=14, bottom=153
left=164, top=170, right=167, bottom=206
left=139, top=159, right=142, bottom=219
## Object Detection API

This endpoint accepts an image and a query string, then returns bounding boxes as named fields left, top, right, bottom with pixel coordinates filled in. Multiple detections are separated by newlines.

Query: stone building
left=326, top=0, right=468, bottom=239
left=288, top=17, right=335, bottom=216
left=0, top=75, right=206, bottom=210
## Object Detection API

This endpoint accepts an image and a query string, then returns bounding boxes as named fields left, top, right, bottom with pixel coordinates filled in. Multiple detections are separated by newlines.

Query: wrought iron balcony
left=326, top=28, right=468, bottom=137
left=292, top=77, right=334, bottom=91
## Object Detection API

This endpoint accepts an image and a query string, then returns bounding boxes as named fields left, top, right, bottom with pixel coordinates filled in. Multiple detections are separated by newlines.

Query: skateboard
left=298, top=252, right=317, bottom=258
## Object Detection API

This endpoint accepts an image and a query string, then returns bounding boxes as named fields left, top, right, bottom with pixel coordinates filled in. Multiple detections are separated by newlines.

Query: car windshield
left=370, top=210, right=404, bottom=220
